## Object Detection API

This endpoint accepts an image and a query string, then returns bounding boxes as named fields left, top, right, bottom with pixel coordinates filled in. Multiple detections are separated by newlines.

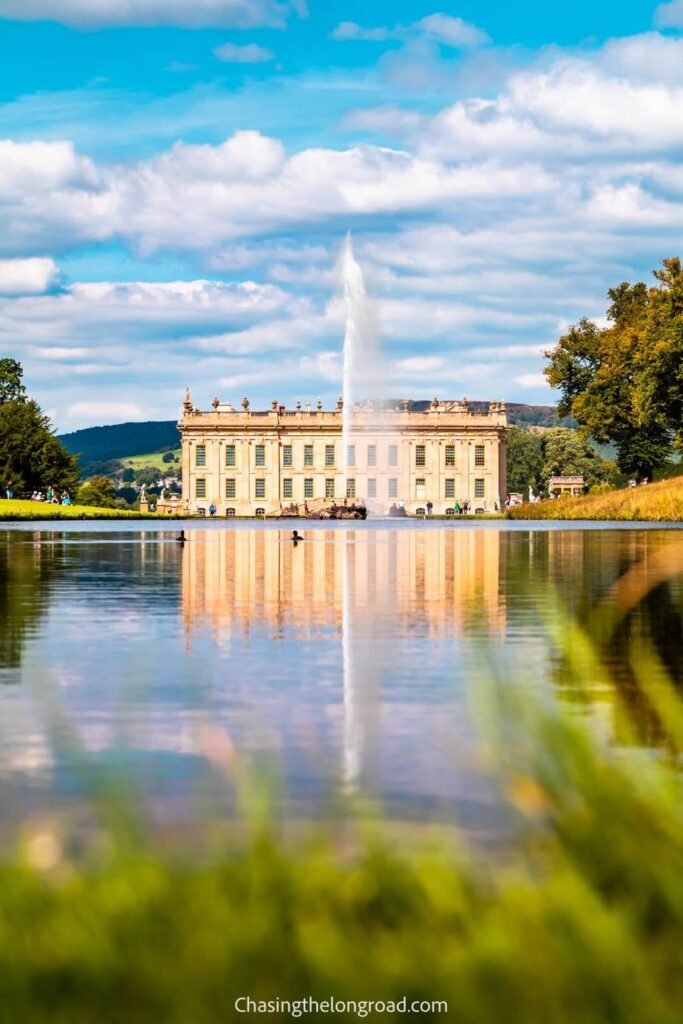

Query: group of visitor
left=453, top=500, right=472, bottom=514
left=29, top=488, right=71, bottom=505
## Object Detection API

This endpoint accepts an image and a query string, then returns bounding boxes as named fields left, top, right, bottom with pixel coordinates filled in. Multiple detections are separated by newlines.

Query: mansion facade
left=178, top=392, right=508, bottom=517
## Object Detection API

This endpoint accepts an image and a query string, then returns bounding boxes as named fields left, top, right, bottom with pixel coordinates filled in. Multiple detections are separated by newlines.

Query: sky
left=1, top=1, right=683, bottom=431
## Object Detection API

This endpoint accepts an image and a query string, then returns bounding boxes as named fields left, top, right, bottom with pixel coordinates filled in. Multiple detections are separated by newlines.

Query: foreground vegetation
left=509, top=475, right=683, bottom=521
left=0, top=499, right=169, bottom=521
left=1, top=555, right=682, bottom=1022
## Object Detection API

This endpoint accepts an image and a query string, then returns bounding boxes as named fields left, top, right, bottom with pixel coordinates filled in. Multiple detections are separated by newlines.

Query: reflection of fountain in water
left=342, top=531, right=361, bottom=790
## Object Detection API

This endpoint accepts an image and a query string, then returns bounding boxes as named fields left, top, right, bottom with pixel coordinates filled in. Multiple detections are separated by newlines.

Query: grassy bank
left=1, top=559, right=683, bottom=1023
left=0, top=499, right=172, bottom=521
left=121, top=448, right=181, bottom=472
left=508, top=474, right=683, bottom=521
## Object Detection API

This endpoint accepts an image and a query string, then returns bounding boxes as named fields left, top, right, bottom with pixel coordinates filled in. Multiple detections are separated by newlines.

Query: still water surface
left=1, top=521, right=681, bottom=836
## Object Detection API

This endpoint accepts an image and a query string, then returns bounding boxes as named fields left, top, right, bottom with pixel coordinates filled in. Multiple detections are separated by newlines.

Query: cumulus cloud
left=6, top=24, right=683, bottom=420
left=214, top=43, right=274, bottom=63
left=332, top=22, right=390, bottom=42
left=66, top=401, right=146, bottom=424
left=0, top=131, right=554, bottom=254
left=654, top=0, right=683, bottom=28
left=0, top=0, right=305, bottom=29
left=0, top=258, right=60, bottom=295
left=0, top=278, right=317, bottom=428
left=331, top=13, right=489, bottom=48
left=415, top=14, right=490, bottom=48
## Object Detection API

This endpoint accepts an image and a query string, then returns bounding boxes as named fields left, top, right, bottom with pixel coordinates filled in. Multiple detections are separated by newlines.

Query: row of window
left=196, top=478, right=486, bottom=500
left=195, top=443, right=487, bottom=469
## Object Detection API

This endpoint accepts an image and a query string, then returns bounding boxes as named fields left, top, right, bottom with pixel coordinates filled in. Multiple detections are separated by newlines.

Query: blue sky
left=1, top=0, right=683, bottom=430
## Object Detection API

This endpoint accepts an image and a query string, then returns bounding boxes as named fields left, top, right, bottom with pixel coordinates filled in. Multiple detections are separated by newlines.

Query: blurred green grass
left=2, top=557, right=683, bottom=1023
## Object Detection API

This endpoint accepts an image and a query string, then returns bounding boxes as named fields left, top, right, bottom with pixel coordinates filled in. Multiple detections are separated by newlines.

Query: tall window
left=367, top=478, right=377, bottom=498
left=445, top=479, right=455, bottom=498
left=416, top=479, right=426, bottom=499
left=388, top=444, right=398, bottom=467
left=196, top=479, right=206, bottom=498
left=325, top=444, right=335, bottom=467
left=415, top=445, right=426, bottom=467
left=304, top=445, right=314, bottom=467
left=225, top=479, right=236, bottom=499
left=445, top=445, right=455, bottom=467
left=346, top=479, right=356, bottom=499
left=282, top=445, right=293, bottom=467
left=304, top=478, right=314, bottom=499
left=225, top=445, right=235, bottom=467
left=347, top=445, right=356, bottom=467
left=196, top=445, right=206, bottom=467
left=325, top=478, right=335, bottom=498
left=475, top=478, right=485, bottom=498
left=283, top=479, right=293, bottom=499
left=388, top=478, right=398, bottom=498
left=255, top=444, right=265, bottom=467
left=255, top=479, right=266, bottom=499
left=367, top=445, right=377, bottom=467
left=475, top=445, right=485, bottom=467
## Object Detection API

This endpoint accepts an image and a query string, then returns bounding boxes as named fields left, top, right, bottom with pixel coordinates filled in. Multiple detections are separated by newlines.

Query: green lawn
left=121, top=449, right=181, bottom=472
left=0, top=499, right=171, bottom=520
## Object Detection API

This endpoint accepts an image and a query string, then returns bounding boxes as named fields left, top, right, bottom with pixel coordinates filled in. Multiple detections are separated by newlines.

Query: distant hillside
left=58, top=403, right=572, bottom=471
left=59, top=421, right=180, bottom=466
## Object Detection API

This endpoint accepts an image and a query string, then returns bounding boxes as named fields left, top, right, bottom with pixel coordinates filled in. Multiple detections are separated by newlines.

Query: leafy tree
left=545, top=260, right=682, bottom=477
left=162, top=451, right=175, bottom=463
left=135, top=467, right=160, bottom=487
left=116, top=486, right=138, bottom=506
left=121, top=467, right=135, bottom=483
left=0, top=358, right=27, bottom=405
left=77, top=475, right=118, bottom=509
left=541, top=428, right=615, bottom=489
left=507, top=427, right=544, bottom=496
left=0, top=398, right=80, bottom=497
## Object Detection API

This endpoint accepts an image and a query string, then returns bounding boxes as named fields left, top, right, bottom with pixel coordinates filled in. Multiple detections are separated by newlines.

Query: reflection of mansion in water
left=179, top=392, right=508, bottom=517
left=182, top=528, right=506, bottom=641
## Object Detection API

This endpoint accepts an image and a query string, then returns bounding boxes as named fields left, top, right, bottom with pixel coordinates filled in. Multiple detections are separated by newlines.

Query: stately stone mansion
left=178, top=391, right=508, bottom=517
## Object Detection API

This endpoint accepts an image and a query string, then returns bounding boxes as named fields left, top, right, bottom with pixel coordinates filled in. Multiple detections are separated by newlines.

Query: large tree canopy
left=545, top=259, right=683, bottom=477
left=0, top=361, right=79, bottom=496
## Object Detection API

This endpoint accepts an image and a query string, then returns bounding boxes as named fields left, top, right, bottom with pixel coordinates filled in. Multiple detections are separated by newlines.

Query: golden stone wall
left=179, top=398, right=508, bottom=517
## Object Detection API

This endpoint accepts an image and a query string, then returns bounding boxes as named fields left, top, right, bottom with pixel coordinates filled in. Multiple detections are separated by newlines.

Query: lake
left=1, top=521, right=681, bottom=839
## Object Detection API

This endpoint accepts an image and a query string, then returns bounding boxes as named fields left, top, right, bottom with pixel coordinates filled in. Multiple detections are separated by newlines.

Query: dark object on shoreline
left=306, top=501, right=367, bottom=521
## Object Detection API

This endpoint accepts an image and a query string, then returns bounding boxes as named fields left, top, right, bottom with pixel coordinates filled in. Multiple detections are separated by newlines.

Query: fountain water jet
left=340, top=233, right=379, bottom=479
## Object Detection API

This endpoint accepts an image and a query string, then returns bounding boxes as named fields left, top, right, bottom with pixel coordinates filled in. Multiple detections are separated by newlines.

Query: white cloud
left=599, top=32, right=683, bottom=84
left=65, top=401, right=146, bottom=425
left=0, top=133, right=554, bottom=255
left=0, top=258, right=60, bottom=295
left=415, top=14, right=490, bottom=48
left=331, top=13, right=488, bottom=49
left=331, top=22, right=389, bottom=42
left=0, top=0, right=304, bottom=29
left=214, top=43, right=275, bottom=63
left=654, top=0, right=683, bottom=28
left=516, top=373, right=549, bottom=389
